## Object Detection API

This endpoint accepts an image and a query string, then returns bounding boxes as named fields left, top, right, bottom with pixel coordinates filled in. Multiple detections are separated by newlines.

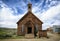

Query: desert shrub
left=46, top=36, right=49, bottom=39
left=0, top=34, right=12, bottom=39
left=0, top=28, right=17, bottom=39
left=5, top=34, right=12, bottom=37
left=13, top=32, right=16, bottom=35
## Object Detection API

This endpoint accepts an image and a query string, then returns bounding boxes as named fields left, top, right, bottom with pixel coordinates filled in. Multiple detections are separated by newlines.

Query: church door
left=27, top=27, right=32, bottom=34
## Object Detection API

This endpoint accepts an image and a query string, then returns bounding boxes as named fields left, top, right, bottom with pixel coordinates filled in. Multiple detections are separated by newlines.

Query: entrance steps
left=25, top=34, right=34, bottom=38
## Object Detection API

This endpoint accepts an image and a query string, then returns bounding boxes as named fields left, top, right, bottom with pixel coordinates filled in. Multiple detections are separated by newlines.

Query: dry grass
left=0, top=32, right=60, bottom=41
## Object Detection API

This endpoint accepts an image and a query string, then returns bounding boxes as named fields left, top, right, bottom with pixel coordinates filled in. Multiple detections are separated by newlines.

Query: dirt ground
left=0, top=32, right=60, bottom=41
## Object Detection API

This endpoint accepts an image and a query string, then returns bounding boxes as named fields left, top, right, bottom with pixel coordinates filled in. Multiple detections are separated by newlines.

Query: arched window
left=22, top=25, right=24, bottom=32
left=35, top=24, right=38, bottom=32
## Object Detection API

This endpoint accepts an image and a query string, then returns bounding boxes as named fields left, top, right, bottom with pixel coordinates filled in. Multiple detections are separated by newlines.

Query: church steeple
left=28, top=3, right=32, bottom=12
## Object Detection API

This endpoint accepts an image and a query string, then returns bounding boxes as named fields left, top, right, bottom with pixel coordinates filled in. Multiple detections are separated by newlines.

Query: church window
left=22, top=25, right=24, bottom=32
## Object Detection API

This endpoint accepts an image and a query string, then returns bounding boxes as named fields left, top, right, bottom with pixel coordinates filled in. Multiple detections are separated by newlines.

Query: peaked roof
left=17, top=11, right=43, bottom=24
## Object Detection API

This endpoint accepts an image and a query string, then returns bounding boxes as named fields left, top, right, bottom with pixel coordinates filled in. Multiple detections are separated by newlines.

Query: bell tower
left=28, top=3, right=32, bottom=12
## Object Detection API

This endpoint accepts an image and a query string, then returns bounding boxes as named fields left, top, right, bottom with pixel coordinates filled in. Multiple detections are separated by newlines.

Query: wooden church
left=17, top=3, right=47, bottom=38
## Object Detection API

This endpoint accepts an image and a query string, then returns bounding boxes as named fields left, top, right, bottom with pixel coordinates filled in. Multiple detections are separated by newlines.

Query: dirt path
left=47, top=32, right=60, bottom=41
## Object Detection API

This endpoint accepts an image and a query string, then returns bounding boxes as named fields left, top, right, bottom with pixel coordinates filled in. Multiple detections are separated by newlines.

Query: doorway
left=27, top=27, right=32, bottom=34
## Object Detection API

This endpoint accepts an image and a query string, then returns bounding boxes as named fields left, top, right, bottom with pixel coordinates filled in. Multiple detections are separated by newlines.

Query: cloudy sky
left=0, top=0, right=60, bottom=29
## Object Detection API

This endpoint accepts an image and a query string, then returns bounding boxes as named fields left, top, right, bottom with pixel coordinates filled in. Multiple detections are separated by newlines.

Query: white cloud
left=40, top=4, right=60, bottom=29
left=52, top=20, right=60, bottom=25
left=0, top=1, right=26, bottom=28
left=30, top=1, right=60, bottom=29
left=0, top=0, right=60, bottom=29
left=32, top=4, right=60, bottom=29
left=41, top=4, right=60, bottom=22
